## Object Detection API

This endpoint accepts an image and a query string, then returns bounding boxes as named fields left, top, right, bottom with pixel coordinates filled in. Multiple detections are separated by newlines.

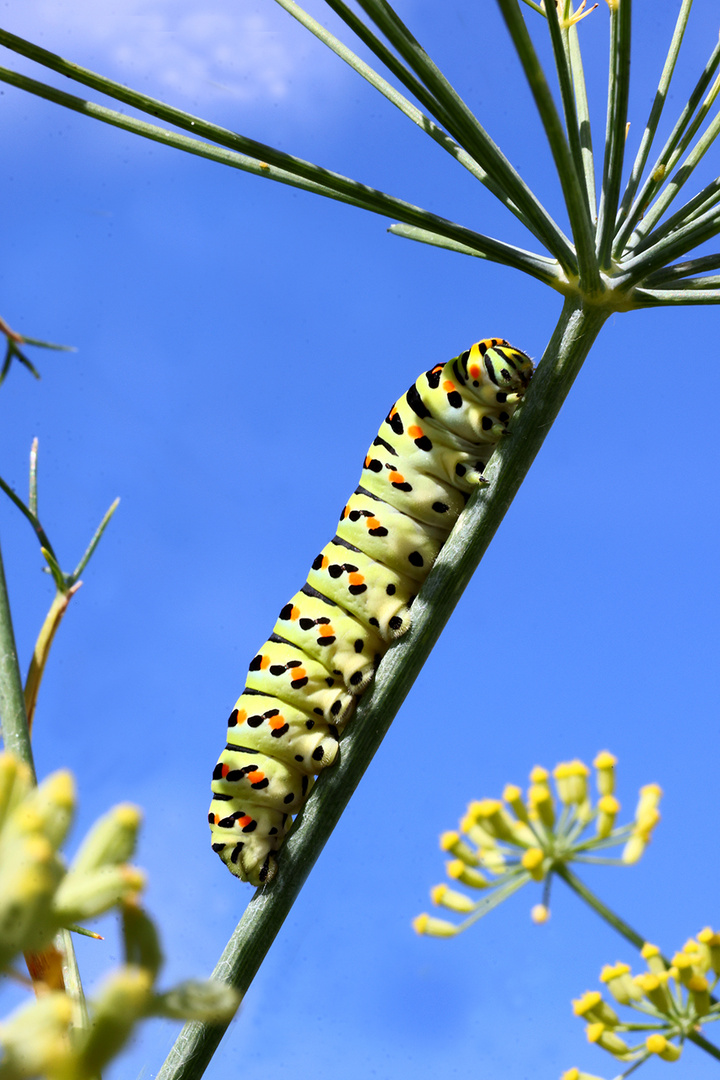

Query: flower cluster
left=413, top=752, right=661, bottom=937
left=0, top=753, right=238, bottom=1080
left=564, top=930, right=720, bottom=1078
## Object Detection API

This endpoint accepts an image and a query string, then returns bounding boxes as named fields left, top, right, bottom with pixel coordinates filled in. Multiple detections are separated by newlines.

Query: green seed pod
left=70, top=804, right=142, bottom=875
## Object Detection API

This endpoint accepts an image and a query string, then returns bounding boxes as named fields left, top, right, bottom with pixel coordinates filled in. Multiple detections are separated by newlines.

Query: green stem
left=687, top=1030, right=720, bottom=1061
left=0, top=536, right=36, bottom=780
left=24, top=586, right=82, bottom=733
left=565, top=15, right=596, bottom=218
left=155, top=297, right=609, bottom=1080
left=556, top=864, right=667, bottom=958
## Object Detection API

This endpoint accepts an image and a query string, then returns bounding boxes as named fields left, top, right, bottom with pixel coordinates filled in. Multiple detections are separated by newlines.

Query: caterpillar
left=209, top=337, right=534, bottom=885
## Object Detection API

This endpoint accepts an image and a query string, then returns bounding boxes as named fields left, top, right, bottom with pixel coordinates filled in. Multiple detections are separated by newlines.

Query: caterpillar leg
left=208, top=796, right=291, bottom=885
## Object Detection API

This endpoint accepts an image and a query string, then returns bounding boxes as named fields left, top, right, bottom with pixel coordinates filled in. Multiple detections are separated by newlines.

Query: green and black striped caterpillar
left=209, top=337, right=534, bottom=885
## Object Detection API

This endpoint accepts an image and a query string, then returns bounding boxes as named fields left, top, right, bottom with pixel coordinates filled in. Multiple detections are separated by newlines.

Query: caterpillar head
left=468, top=338, right=534, bottom=402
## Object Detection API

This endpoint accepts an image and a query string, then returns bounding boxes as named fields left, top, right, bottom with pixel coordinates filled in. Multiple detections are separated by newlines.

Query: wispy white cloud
left=2, top=0, right=349, bottom=110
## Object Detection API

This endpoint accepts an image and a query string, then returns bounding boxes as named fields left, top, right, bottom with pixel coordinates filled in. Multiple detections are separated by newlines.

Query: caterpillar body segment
left=210, top=337, right=533, bottom=886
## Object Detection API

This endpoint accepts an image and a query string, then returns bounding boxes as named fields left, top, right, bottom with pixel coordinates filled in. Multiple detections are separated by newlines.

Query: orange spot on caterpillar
left=221, top=763, right=230, bottom=778
left=213, top=814, right=220, bottom=824
left=367, top=517, right=381, bottom=529
left=469, top=364, right=480, bottom=379
left=321, top=556, right=329, bottom=569
left=290, top=606, right=300, bottom=620
left=237, top=815, right=253, bottom=828
left=431, top=364, right=443, bottom=373
left=237, top=710, right=247, bottom=724
left=269, top=715, right=286, bottom=730
left=341, top=505, right=349, bottom=519
left=348, top=572, right=364, bottom=587
left=408, top=425, right=423, bottom=438
left=388, top=471, right=405, bottom=484
left=259, top=655, right=270, bottom=669
left=364, top=456, right=371, bottom=468
left=443, top=380, right=456, bottom=392
left=293, top=668, right=307, bottom=680
left=389, top=407, right=397, bottom=418
left=248, top=770, right=265, bottom=783
left=318, top=625, right=334, bottom=637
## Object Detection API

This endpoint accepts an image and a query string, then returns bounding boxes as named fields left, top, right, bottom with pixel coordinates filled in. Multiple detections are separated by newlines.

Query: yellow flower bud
left=696, top=927, right=720, bottom=974
left=531, top=904, right=550, bottom=924
left=446, top=861, right=489, bottom=889
left=595, top=794, right=619, bottom=838
left=634, top=971, right=672, bottom=1014
left=503, top=784, right=529, bottom=823
left=635, top=783, right=662, bottom=819
left=70, top=803, right=142, bottom=874
left=467, top=799, right=517, bottom=843
left=600, top=962, right=643, bottom=1004
left=430, top=884, right=475, bottom=913
left=412, top=913, right=457, bottom=937
left=521, top=847, right=546, bottom=881
left=553, top=760, right=589, bottom=805
left=585, top=1022, right=631, bottom=1057
left=439, top=831, right=480, bottom=866
left=0, top=991, right=73, bottom=1079
left=687, top=973, right=711, bottom=1017
left=592, top=751, right=617, bottom=796
left=572, top=990, right=619, bottom=1026
left=646, top=1034, right=681, bottom=1061
left=53, top=865, right=146, bottom=923
left=640, top=942, right=667, bottom=975
left=527, top=784, right=555, bottom=829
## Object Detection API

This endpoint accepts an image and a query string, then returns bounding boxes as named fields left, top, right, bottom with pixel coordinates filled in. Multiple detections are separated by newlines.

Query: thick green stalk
left=556, top=864, right=656, bottom=954
left=0, top=537, right=35, bottom=779
left=155, top=296, right=609, bottom=1080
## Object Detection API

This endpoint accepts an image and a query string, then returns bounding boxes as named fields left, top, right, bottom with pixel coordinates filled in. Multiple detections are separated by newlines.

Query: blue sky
left=1, top=2, right=719, bottom=1079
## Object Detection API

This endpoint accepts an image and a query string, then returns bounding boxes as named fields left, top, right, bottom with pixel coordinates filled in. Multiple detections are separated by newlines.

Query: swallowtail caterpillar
left=209, top=337, right=533, bottom=884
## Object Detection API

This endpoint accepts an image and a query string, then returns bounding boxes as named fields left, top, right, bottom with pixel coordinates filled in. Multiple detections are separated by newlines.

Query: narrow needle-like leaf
left=614, top=35, right=720, bottom=254
left=0, top=538, right=35, bottom=779
left=614, top=0, right=693, bottom=240
left=28, top=438, right=38, bottom=519
left=70, top=498, right=120, bottom=583
left=544, top=0, right=595, bottom=223
left=0, top=65, right=557, bottom=285
left=596, top=0, right=632, bottom=267
left=0, top=473, right=59, bottom=565
left=495, top=0, right=597, bottom=289
left=341, top=0, right=578, bottom=269
left=565, top=13, right=597, bottom=217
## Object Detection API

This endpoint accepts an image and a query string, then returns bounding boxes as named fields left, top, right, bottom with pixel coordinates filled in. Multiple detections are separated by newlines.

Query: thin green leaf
left=70, top=498, right=120, bottom=584
left=0, top=65, right=555, bottom=283
left=16, top=336, right=75, bottom=352
left=565, top=11, right=597, bottom=218
left=274, top=0, right=522, bottom=207
left=387, top=224, right=566, bottom=288
left=0, top=538, right=36, bottom=779
left=644, top=253, right=720, bottom=284
left=620, top=202, right=720, bottom=283
left=544, top=0, right=595, bottom=223
left=633, top=286, right=720, bottom=306
left=0, top=472, right=58, bottom=563
left=28, top=439, right=38, bottom=520
left=344, top=0, right=578, bottom=269
left=596, top=0, right=632, bottom=267
left=0, top=343, right=13, bottom=387
left=495, top=0, right=597, bottom=288
left=614, top=0, right=693, bottom=238
left=40, top=547, right=67, bottom=593
left=631, top=175, right=720, bottom=257
left=624, top=106, right=720, bottom=255
left=614, top=34, right=720, bottom=254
